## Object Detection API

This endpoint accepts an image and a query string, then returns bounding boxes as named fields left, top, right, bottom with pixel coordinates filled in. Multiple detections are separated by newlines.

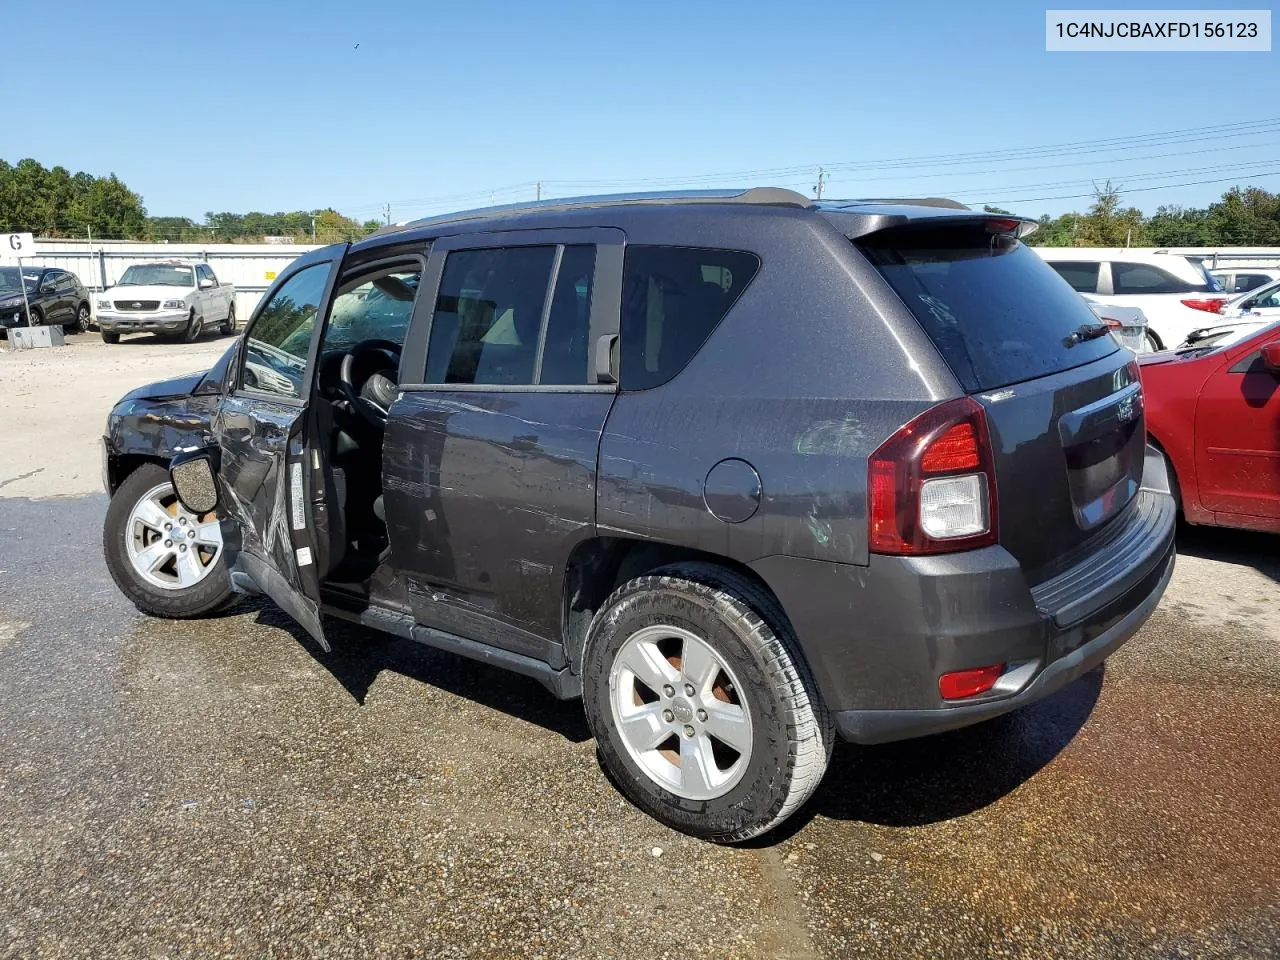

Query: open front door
left=211, top=244, right=347, bottom=650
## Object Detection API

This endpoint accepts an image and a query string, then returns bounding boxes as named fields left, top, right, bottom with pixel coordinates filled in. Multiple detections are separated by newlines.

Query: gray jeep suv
left=103, top=188, right=1176, bottom=842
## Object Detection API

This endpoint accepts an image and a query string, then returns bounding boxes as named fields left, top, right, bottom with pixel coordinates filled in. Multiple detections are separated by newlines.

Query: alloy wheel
left=125, top=482, right=223, bottom=590
left=608, top=624, right=754, bottom=801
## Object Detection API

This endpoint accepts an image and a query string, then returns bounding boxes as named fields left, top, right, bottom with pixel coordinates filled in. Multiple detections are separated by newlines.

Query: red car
left=1140, top=320, right=1280, bottom=534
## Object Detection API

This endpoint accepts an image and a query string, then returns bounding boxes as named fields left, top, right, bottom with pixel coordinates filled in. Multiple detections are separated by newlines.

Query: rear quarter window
left=619, top=246, right=759, bottom=390
left=1111, top=261, right=1203, bottom=295
left=859, top=224, right=1119, bottom=393
left=1046, top=260, right=1100, bottom=293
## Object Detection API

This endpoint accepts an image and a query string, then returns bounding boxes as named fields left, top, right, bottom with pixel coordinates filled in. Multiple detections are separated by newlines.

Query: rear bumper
left=752, top=447, right=1177, bottom=745
left=832, top=548, right=1173, bottom=743
left=98, top=310, right=188, bottom=333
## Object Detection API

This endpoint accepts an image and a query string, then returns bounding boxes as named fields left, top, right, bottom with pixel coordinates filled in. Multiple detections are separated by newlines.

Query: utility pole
left=536, top=181, right=542, bottom=201
left=384, top=202, right=391, bottom=226
left=813, top=167, right=828, bottom=200
left=311, top=215, right=317, bottom=243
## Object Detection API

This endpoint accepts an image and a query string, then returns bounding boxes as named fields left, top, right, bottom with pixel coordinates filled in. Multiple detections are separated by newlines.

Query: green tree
left=1146, top=204, right=1213, bottom=246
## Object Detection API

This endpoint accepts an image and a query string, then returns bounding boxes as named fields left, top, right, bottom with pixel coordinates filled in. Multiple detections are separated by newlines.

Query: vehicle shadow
left=248, top=599, right=592, bottom=743
left=1175, top=523, right=1279, bottom=583
left=755, top=665, right=1105, bottom=843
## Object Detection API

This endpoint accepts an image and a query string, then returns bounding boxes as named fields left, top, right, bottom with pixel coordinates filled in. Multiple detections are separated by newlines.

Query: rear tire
left=1145, top=330, right=1163, bottom=351
left=219, top=302, right=236, bottom=336
left=582, top=562, right=832, bottom=843
left=103, top=463, right=235, bottom=619
left=101, top=331, right=120, bottom=344
left=65, top=303, right=91, bottom=334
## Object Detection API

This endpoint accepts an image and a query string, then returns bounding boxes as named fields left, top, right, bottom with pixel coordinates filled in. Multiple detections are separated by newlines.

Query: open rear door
left=210, top=243, right=348, bottom=651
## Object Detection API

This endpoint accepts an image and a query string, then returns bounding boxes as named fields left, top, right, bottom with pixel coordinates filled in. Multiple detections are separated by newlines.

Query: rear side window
left=1046, top=261, right=1099, bottom=293
left=1111, top=261, right=1201, bottom=295
left=539, top=245, right=596, bottom=385
left=1236, top=272, right=1270, bottom=292
left=620, top=246, right=759, bottom=390
left=427, top=246, right=556, bottom=386
left=859, top=224, right=1118, bottom=393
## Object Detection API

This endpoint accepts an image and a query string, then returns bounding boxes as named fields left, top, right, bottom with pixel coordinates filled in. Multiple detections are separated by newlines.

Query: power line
left=967, top=170, right=1280, bottom=206
left=538, top=117, right=1280, bottom=190
left=335, top=116, right=1280, bottom=217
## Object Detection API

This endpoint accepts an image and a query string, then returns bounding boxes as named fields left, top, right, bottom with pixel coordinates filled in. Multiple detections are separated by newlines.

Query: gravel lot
left=1, top=333, right=1277, bottom=958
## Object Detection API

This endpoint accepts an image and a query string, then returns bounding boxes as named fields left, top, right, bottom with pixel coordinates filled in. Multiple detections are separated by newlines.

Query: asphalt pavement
left=0, top=493, right=1277, bottom=959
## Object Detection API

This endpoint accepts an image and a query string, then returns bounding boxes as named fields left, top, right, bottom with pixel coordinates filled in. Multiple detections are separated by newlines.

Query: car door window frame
left=399, top=227, right=623, bottom=393
left=232, top=246, right=348, bottom=407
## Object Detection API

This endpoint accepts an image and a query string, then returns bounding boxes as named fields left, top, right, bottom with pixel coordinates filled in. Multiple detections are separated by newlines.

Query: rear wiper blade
left=1064, top=322, right=1112, bottom=346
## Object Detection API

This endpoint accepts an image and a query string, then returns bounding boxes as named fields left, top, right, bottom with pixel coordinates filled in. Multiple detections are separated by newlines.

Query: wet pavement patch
left=1, top=494, right=1278, bottom=959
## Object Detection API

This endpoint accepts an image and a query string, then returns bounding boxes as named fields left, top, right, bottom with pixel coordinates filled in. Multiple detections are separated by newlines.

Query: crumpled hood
left=104, top=284, right=193, bottom=303
left=118, top=371, right=207, bottom=402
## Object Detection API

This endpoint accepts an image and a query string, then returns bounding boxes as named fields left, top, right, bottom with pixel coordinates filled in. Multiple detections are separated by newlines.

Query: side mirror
left=1261, top=342, right=1280, bottom=376
left=199, top=278, right=214, bottom=289
left=169, top=448, right=221, bottom=514
left=594, top=334, right=619, bottom=385
left=40, top=283, right=55, bottom=294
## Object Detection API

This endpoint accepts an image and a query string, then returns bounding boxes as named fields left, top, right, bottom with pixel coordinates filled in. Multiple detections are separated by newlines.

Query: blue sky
left=5, top=0, right=1277, bottom=224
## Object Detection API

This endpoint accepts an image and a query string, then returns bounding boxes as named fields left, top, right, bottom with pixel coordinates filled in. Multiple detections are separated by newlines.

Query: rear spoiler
left=820, top=204, right=1039, bottom=241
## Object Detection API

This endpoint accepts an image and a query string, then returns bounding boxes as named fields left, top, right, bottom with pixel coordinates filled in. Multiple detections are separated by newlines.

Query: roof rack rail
left=392, top=187, right=814, bottom=231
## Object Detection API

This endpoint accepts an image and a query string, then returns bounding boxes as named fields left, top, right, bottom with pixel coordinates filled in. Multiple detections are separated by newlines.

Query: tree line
left=4, top=157, right=1280, bottom=247
left=1000, top=181, right=1280, bottom=247
left=0, top=158, right=381, bottom=243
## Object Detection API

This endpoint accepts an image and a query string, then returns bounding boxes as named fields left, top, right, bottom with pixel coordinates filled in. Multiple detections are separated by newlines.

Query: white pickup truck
left=96, top=261, right=237, bottom=344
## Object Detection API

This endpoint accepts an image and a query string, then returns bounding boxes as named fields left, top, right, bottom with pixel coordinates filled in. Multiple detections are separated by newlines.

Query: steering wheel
left=339, top=339, right=402, bottom=426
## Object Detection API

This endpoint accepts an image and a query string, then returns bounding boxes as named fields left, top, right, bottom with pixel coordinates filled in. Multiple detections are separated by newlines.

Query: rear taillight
left=868, top=397, right=998, bottom=555
left=1181, top=297, right=1227, bottom=314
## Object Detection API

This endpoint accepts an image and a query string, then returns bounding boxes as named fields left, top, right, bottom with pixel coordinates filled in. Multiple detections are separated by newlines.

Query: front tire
left=582, top=563, right=832, bottom=843
left=101, top=331, right=120, bottom=344
left=103, top=463, right=235, bottom=618
left=182, top=309, right=202, bottom=343
left=219, top=302, right=236, bottom=336
left=1145, top=330, right=1163, bottom=352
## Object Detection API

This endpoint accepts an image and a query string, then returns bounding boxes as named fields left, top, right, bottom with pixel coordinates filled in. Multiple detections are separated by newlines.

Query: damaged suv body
left=103, top=188, right=1175, bottom=842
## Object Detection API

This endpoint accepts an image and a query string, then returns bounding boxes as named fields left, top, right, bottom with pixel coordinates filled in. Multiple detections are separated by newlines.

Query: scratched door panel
left=383, top=391, right=614, bottom=661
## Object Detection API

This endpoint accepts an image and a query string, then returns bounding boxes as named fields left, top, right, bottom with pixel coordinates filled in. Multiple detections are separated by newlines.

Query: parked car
left=1087, top=301, right=1153, bottom=352
left=1208, top=266, right=1280, bottom=294
left=0, top=265, right=92, bottom=334
left=1177, top=276, right=1280, bottom=348
left=1141, top=319, right=1280, bottom=533
left=103, top=189, right=1176, bottom=842
left=96, top=261, right=237, bottom=344
left=1035, top=248, right=1227, bottom=349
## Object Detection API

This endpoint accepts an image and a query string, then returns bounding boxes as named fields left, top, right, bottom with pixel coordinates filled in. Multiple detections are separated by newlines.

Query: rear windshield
left=859, top=224, right=1119, bottom=392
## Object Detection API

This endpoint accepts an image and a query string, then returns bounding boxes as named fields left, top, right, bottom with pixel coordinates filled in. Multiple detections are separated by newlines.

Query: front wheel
left=101, top=331, right=120, bottom=344
left=182, top=309, right=202, bottom=343
left=103, top=463, right=235, bottom=618
left=582, top=563, right=832, bottom=843
left=219, top=301, right=236, bottom=336
left=1145, top=330, right=1163, bottom=352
